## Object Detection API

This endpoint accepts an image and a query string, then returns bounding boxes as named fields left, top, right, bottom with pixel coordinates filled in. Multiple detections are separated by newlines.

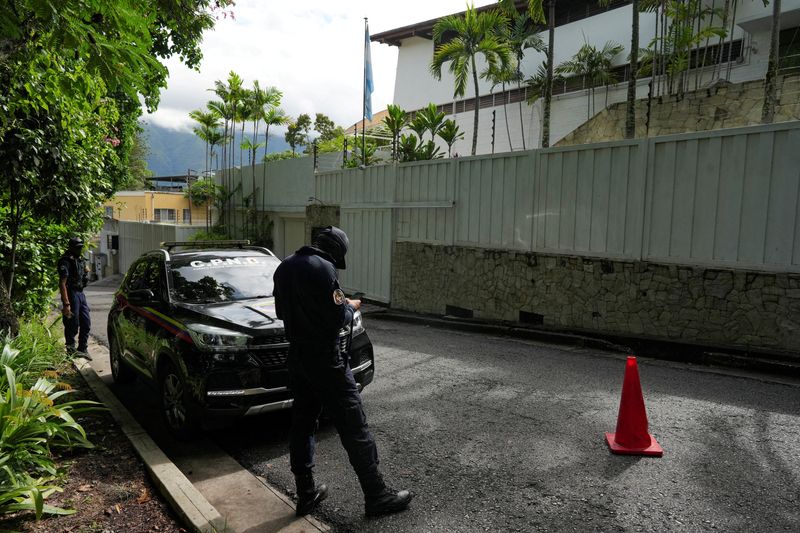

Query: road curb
left=75, top=355, right=228, bottom=533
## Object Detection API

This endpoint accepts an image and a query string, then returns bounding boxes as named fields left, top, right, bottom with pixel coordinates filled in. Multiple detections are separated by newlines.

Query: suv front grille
left=252, top=347, right=289, bottom=368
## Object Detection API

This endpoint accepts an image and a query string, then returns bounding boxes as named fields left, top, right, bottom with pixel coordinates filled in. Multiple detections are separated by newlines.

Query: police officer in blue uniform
left=273, top=226, right=412, bottom=518
left=58, top=237, right=91, bottom=358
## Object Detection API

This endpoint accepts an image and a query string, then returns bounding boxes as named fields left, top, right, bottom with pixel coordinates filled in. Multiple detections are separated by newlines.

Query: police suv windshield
left=169, top=254, right=278, bottom=304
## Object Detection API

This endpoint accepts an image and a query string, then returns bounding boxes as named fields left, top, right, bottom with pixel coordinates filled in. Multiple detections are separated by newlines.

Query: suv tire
left=159, top=361, right=197, bottom=438
left=109, top=330, right=135, bottom=384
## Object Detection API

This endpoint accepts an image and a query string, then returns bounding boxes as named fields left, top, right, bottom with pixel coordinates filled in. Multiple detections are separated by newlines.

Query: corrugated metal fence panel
left=455, top=152, right=536, bottom=250
left=118, top=222, right=201, bottom=273
left=534, top=141, right=646, bottom=259
left=235, top=158, right=314, bottom=209
left=315, top=169, right=345, bottom=204
left=338, top=208, right=393, bottom=303
left=396, top=159, right=456, bottom=244
left=644, top=123, right=800, bottom=270
left=340, top=165, right=395, bottom=205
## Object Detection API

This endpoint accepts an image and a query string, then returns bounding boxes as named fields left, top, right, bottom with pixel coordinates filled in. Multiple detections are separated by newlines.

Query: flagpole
left=362, top=17, right=368, bottom=167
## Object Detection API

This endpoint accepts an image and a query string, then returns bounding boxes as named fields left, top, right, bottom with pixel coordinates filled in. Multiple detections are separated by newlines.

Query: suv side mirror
left=128, top=288, right=157, bottom=306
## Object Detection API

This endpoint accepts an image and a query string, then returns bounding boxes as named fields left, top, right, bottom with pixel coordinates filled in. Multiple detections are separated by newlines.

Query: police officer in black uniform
left=273, top=226, right=412, bottom=518
left=58, top=237, right=91, bottom=358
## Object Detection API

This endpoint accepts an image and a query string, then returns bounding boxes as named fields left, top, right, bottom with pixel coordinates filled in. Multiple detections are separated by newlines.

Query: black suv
left=107, top=241, right=375, bottom=436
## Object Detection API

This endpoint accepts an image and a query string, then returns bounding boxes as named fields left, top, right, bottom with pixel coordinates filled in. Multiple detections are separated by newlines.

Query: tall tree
left=762, top=0, right=781, bottom=123
left=431, top=5, right=512, bottom=156
left=498, top=1, right=545, bottom=150
left=542, top=0, right=555, bottom=148
left=190, top=109, right=221, bottom=174
left=285, top=113, right=311, bottom=154
left=556, top=41, right=623, bottom=119
left=314, top=113, right=343, bottom=142
left=0, top=0, right=232, bottom=320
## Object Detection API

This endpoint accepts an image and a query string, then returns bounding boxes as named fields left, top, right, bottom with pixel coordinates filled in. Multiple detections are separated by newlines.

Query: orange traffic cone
left=605, top=356, right=663, bottom=457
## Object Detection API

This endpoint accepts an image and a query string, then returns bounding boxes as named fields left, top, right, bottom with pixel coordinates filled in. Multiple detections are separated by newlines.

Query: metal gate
left=338, top=208, right=393, bottom=303
left=315, top=165, right=396, bottom=303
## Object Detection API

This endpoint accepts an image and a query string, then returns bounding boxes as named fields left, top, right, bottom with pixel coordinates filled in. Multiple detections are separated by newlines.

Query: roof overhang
left=371, top=1, right=529, bottom=46
left=737, top=7, right=800, bottom=33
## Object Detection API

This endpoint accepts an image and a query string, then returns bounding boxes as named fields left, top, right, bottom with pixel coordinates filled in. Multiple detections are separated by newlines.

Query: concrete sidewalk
left=78, top=339, right=329, bottom=533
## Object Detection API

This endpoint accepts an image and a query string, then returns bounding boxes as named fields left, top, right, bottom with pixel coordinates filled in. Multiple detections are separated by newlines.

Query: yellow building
left=103, top=191, right=208, bottom=225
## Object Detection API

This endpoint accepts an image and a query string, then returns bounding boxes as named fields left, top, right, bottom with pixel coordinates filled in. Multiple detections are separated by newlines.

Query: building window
left=104, top=206, right=114, bottom=217
left=153, top=208, right=176, bottom=222
left=183, top=209, right=192, bottom=224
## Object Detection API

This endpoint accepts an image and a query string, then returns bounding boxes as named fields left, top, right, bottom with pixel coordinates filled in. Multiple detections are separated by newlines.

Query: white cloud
left=144, top=0, right=497, bottom=131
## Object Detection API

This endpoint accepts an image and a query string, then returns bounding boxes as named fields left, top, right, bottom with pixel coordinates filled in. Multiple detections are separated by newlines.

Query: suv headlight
left=187, top=323, right=250, bottom=351
left=352, top=311, right=365, bottom=336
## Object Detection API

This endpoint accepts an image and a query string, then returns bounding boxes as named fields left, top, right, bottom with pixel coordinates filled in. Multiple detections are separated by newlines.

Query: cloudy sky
left=145, top=0, right=496, bottom=133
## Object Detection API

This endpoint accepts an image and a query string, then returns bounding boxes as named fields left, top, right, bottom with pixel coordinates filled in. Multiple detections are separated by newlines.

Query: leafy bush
left=188, top=229, right=229, bottom=242
left=263, top=150, right=300, bottom=162
left=0, top=213, right=95, bottom=319
left=0, top=364, right=98, bottom=518
left=1, top=319, right=70, bottom=389
left=0, top=318, right=99, bottom=519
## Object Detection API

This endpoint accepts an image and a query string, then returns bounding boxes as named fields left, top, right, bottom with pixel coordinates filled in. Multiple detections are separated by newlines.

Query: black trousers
left=64, top=289, right=91, bottom=351
left=288, top=343, right=379, bottom=480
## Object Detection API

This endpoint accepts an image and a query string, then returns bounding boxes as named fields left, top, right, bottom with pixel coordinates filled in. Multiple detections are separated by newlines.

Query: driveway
left=84, top=277, right=800, bottom=532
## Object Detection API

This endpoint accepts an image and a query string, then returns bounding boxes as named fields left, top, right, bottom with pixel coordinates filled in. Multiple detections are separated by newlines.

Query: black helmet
left=68, top=237, right=84, bottom=251
left=314, top=226, right=349, bottom=269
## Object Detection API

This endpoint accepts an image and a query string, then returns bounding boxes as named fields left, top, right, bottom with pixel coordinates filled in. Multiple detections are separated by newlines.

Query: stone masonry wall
left=557, top=76, right=800, bottom=146
left=392, top=242, right=800, bottom=356
left=304, top=205, right=340, bottom=245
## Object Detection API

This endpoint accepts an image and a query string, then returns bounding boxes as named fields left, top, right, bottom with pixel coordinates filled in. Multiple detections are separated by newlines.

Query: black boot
left=295, top=474, right=328, bottom=517
left=359, top=471, right=413, bottom=517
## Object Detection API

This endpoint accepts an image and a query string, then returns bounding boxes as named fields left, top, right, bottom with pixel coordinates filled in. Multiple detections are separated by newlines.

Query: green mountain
left=142, top=122, right=291, bottom=177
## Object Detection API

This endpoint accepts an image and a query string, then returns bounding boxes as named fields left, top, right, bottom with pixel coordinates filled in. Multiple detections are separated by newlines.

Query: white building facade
left=373, top=0, right=800, bottom=154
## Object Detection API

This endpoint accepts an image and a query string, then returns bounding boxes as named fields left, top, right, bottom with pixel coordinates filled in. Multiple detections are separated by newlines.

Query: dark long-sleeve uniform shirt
left=273, top=246, right=354, bottom=349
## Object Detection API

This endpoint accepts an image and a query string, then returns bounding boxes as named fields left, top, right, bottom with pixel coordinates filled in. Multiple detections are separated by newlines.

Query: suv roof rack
left=161, top=240, right=251, bottom=251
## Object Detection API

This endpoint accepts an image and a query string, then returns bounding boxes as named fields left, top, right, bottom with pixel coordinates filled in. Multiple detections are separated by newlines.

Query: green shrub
left=188, top=229, right=230, bottom=242
left=0, top=365, right=98, bottom=518
left=2, top=319, right=70, bottom=389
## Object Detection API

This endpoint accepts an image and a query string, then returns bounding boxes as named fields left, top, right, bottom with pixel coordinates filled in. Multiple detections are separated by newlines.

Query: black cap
left=68, top=237, right=84, bottom=249
left=314, top=226, right=349, bottom=269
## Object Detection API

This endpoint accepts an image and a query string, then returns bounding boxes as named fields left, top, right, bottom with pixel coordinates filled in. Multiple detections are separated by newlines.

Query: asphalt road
left=85, top=277, right=800, bottom=532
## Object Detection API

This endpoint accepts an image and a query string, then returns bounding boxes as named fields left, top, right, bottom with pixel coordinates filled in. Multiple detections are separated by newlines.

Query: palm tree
left=382, top=104, right=409, bottom=161
left=260, top=106, right=289, bottom=213
left=417, top=103, right=447, bottom=142
left=409, top=113, right=428, bottom=141
left=431, top=4, right=512, bottom=156
left=762, top=0, right=781, bottom=123
left=483, top=63, right=516, bottom=150
left=543, top=0, right=555, bottom=148
left=555, top=41, right=623, bottom=120
left=600, top=0, right=639, bottom=138
left=189, top=109, right=221, bottom=174
left=498, top=1, right=545, bottom=150
left=437, top=119, right=465, bottom=157
left=207, top=97, right=234, bottom=231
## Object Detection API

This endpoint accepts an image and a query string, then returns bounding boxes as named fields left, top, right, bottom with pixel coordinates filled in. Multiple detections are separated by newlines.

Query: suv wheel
left=159, top=362, right=197, bottom=438
left=109, top=332, right=135, bottom=384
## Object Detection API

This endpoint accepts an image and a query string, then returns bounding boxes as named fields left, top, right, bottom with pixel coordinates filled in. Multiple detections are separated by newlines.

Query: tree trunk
left=542, top=0, right=555, bottom=148
left=626, top=0, right=639, bottom=138
left=503, top=84, right=513, bottom=151
left=471, top=54, right=480, bottom=156
left=726, top=0, right=739, bottom=81
left=762, top=0, right=781, bottom=123
left=0, top=275, right=19, bottom=338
